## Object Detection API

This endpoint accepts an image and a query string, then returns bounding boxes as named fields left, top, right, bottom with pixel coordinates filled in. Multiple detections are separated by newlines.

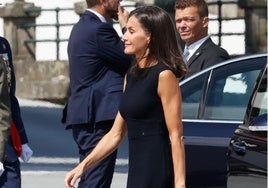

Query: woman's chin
left=124, top=50, right=134, bottom=55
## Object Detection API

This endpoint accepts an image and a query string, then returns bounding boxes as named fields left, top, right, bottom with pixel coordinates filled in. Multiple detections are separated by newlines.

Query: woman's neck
left=137, top=56, right=147, bottom=68
left=137, top=56, right=157, bottom=68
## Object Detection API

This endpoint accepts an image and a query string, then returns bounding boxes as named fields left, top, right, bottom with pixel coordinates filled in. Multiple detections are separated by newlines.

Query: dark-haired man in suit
left=175, top=0, right=230, bottom=79
left=64, top=0, right=132, bottom=187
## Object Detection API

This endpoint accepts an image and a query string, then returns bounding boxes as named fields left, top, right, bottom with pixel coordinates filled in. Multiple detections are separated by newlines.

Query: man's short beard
left=111, top=13, right=118, bottom=20
left=109, top=10, right=118, bottom=20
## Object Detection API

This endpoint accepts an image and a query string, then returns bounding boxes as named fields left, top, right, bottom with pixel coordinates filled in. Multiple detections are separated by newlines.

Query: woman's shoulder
left=153, top=63, right=173, bottom=77
left=159, top=68, right=176, bottom=80
left=153, top=63, right=170, bottom=72
left=152, top=63, right=176, bottom=85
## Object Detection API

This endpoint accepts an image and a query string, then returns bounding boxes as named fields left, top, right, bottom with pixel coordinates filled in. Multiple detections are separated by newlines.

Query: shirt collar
left=185, top=35, right=210, bottom=59
left=87, top=9, right=107, bottom=23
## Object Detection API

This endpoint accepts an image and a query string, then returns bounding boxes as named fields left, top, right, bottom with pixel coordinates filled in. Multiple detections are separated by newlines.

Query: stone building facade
left=0, top=0, right=266, bottom=103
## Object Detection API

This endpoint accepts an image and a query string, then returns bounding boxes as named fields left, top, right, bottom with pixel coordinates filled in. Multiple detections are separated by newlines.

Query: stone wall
left=0, top=0, right=266, bottom=104
left=14, top=59, right=70, bottom=104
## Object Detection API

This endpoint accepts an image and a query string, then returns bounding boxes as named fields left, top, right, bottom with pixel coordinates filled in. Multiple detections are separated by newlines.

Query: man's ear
left=202, top=16, right=209, bottom=28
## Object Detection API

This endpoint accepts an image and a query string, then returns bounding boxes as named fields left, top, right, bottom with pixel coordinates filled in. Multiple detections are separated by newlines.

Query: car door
left=180, top=54, right=267, bottom=187
left=227, top=67, right=267, bottom=188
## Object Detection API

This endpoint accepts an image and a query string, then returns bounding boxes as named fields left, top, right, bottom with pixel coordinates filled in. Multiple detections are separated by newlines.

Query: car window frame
left=245, top=65, right=267, bottom=132
left=180, top=54, right=267, bottom=122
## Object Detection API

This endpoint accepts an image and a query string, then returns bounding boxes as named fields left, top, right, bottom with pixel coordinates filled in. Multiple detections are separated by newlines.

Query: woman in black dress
left=65, top=5, right=187, bottom=188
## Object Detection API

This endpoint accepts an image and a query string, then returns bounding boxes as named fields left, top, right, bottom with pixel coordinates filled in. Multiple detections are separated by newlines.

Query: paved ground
left=21, top=157, right=128, bottom=188
left=22, top=171, right=127, bottom=188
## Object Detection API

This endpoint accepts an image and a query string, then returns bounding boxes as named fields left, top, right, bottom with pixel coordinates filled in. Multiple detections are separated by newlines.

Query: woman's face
left=122, top=15, right=151, bottom=59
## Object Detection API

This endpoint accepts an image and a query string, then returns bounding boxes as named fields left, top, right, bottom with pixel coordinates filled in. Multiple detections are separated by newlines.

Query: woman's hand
left=64, top=164, right=84, bottom=188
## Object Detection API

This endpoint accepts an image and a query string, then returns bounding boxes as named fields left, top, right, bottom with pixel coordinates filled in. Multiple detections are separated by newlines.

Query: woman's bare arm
left=65, top=112, right=127, bottom=188
left=158, top=70, right=186, bottom=188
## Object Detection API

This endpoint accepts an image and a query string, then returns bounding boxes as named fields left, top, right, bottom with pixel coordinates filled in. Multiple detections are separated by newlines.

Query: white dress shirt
left=184, top=35, right=210, bottom=61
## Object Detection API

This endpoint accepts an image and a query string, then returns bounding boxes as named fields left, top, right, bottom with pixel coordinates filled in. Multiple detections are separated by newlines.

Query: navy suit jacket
left=183, top=38, right=230, bottom=79
left=65, top=11, right=132, bottom=127
left=0, top=37, right=29, bottom=162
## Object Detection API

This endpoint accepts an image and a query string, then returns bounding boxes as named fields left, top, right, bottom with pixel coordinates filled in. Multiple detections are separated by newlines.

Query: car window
left=181, top=73, right=208, bottom=118
left=204, top=59, right=265, bottom=121
left=248, top=68, right=267, bottom=132
left=250, top=69, right=267, bottom=119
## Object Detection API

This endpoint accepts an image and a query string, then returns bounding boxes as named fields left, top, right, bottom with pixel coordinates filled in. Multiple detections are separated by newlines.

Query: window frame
left=180, top=55, right=267, bottom=122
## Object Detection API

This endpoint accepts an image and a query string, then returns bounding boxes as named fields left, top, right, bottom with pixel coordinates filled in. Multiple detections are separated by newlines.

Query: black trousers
left=0, top=159, right=21, bottom=188
left=71, top=120, right=117, bottom=188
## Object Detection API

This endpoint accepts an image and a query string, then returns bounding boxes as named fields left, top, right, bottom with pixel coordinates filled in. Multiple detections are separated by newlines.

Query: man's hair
left=175, top=0, right=208, bottom=17
left=86, top=0, right=100, bottom=8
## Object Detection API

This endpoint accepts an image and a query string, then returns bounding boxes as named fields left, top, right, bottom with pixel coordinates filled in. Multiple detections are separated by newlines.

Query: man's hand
left=20, top=144, right=33, bottom=163
left=0, top=161, right=4, bottom=176
left=118, top=6, right=129, bottom=29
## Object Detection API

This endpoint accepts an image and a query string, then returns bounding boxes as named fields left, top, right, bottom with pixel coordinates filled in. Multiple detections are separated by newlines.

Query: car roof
left=180, top=53, right=268, bottom=85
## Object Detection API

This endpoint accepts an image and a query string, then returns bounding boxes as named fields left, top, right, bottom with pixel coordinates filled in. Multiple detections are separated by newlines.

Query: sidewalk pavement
left=22, top=171, right=127, bottom=188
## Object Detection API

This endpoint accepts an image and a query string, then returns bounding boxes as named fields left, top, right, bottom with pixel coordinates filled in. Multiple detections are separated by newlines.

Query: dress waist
left=126, top=119, right=168, bottom=139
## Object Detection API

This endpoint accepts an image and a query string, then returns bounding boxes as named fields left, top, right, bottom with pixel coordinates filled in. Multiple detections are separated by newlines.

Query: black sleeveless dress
left=119, top=63, right=174, bottom=188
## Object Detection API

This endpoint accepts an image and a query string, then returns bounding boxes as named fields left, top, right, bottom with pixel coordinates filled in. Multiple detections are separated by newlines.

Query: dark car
left=179, top=53, right=267, bottom=187
left=227, top=65, right=267, bottom=188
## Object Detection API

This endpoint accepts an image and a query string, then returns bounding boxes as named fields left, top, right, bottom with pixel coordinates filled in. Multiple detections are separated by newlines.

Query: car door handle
left=232, top=141, right=246, bottom=155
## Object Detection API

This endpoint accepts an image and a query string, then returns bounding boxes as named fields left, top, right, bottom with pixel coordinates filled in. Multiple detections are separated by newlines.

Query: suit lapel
left=188, top=49, right=202, bottom=66
left=187, top=38, right=213, bottom=66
